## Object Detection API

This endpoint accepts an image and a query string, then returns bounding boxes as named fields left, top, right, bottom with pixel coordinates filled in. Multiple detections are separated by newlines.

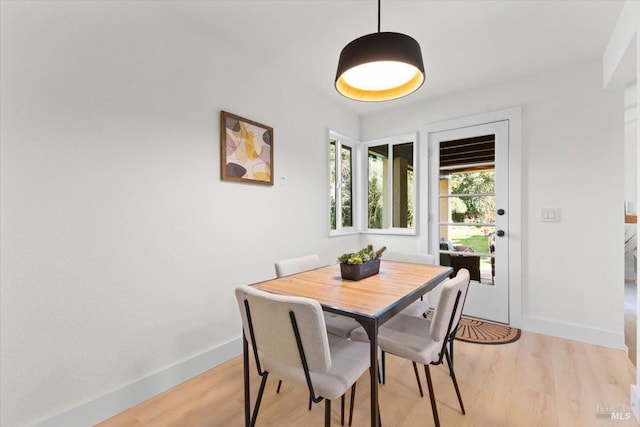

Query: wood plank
left=253, top=261, right=450, bottom=316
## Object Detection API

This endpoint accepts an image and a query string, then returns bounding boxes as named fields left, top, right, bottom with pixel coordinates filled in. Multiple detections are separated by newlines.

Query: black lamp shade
left=335, top=32, right=425, bottom=102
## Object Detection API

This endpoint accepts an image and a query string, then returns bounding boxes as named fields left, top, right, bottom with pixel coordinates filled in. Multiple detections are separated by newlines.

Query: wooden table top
left=253, top=261, right=452, bottom=319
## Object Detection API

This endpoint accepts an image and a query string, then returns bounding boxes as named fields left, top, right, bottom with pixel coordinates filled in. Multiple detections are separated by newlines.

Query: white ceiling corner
left=168, top=0, right=625, bottom=116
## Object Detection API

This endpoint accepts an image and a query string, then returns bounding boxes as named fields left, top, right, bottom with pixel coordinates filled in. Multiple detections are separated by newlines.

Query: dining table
left=245, top=260, right=453, bottom=427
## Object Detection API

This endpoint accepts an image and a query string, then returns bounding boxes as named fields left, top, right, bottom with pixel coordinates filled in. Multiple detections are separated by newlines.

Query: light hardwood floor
left=97, top=331, right=636, bottom=427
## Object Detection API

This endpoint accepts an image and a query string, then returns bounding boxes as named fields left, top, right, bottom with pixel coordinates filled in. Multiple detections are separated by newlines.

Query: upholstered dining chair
left=376, top=251, right=437, bottom=385
left=351, top=269, right=471, bottom=427
left=275, top=254, right=323, bottom=278
left=236, top=285, right=371, bottom=427
left=275, top=255, right=361, bottom=339
left=274, top=255, right=362, bottom=416
left=382, top=251, right=438, bottom=317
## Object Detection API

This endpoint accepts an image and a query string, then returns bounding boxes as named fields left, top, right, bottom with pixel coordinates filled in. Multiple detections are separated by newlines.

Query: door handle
left=497, top=230, right=506, bottom=237
left=497, top=209, right=505, bottom=216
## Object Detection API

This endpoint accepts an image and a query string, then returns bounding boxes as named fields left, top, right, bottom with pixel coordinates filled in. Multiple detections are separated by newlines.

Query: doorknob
left=497, top=209, right=505, bottom=216
left=497, top=230, right=506, bottom=237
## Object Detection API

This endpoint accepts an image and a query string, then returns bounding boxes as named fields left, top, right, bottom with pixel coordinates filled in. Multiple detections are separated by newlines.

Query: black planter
left=340, top=259, right=381, bottom=281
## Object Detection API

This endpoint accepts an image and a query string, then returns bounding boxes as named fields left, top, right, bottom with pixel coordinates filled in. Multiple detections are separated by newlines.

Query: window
left=328, top=131, right=416, bottom=236
left=329, top=131, right=357, bottom=234
left=366, top=135, right=416, bottom=233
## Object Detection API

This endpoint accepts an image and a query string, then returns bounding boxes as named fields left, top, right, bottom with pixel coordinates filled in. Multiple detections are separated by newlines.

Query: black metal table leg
left=368, top=320, right=379, bottom=427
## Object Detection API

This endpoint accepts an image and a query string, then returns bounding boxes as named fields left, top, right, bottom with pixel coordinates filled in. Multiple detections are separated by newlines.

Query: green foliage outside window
left=368, top=155, right=384, bottom=228
left=330, top=138, right=353, bottom=230
left=450, top=171, right=495, bottom=223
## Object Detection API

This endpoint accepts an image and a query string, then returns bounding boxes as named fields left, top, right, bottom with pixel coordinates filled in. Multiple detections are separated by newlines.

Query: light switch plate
left=541, top=208, right=561, bottom=222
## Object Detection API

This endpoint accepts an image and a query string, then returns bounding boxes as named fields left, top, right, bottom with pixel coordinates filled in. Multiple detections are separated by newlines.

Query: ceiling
left=167, top=0, right=624, bottom=116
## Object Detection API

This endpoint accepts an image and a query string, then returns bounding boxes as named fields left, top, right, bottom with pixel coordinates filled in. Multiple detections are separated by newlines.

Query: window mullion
left=388, top=143, right=394, bottom=229
left=335, top=140, right=343, bottom=230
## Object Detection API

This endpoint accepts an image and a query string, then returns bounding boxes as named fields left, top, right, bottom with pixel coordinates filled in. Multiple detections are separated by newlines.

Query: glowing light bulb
left=341, top=61, right=420, bottom=91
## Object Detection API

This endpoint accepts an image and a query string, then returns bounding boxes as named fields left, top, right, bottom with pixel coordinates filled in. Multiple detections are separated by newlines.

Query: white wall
left=362, top=60, right=625, bottom=339
left=625, top=85, right=638, bottom=205
left=0, top=2, right=361, bottom=426
left=625, top=85, right=637, bottom=281
left=602, top=1, right=640, bottom=419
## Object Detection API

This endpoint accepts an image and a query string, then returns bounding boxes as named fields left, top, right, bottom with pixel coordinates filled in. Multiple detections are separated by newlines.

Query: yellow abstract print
left=221, top=112, right=273, bottom=185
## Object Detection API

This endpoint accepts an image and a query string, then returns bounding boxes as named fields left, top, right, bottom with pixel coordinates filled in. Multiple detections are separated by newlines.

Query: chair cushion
left=351, top=314, right=443, bottom=365
left=263, top=334, right=370, bottom=400
left=400, top=300, right=430, bottom=317
left=351, top=270, right=470, bottom=368
left=324, top=313, right=361, bottom=338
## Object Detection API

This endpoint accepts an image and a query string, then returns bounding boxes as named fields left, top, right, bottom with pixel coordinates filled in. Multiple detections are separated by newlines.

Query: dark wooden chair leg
left=341, top=394, right=345, bottom=426
left=424, top=365, right=440, bottom=427
left=381, top=351, right=386, bottom=384
left=277, top=379, right=283, bottom=393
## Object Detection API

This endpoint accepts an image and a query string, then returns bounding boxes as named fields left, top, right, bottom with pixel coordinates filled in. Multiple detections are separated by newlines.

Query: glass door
left=430, top=121, right=509, bottom=324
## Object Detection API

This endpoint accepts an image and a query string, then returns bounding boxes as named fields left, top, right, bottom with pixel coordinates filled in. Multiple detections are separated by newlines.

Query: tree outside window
left=367, top=141, right=414, bottom=231
left=329, top=133, right=356, bottom=233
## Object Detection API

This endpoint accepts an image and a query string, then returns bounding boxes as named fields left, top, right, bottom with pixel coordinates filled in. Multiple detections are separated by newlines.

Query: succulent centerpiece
left=338, top=245, right=386, bottom=281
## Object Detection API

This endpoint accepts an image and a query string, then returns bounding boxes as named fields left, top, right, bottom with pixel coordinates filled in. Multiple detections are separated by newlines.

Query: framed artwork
left=220, top=111, right=273, bottom=185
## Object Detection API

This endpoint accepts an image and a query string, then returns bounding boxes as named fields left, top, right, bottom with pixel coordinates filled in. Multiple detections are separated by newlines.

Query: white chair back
left=429, top=269, right=471, bottom=342
left=383, top=250, right=439, bottom=308
left=383, top=251, right=435, bottom=265
left=275, top=254, right=322, bottom=278
left=235, top=285, right=332, bottom=374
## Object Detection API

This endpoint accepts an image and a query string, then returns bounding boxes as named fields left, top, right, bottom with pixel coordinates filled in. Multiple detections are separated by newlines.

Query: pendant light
left=335, top=0, right=425, bottom=102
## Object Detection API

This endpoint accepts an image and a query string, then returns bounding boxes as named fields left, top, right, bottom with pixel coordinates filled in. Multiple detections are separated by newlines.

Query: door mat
left=454, top=317, right=521, bottom=345
left=425, top=309, right=521, bottom=345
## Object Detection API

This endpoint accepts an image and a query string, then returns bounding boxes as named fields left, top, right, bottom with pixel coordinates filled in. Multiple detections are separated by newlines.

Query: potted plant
left=338, top=245, right=386, bottom=281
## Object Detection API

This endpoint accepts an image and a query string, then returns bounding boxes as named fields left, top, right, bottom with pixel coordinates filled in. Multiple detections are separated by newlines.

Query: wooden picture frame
left=220, top=111, right=274, bottom=185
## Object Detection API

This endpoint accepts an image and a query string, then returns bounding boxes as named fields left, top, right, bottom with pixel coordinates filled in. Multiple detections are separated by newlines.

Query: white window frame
left=362, top=133, right=418, bottom=236
left=329, top=130, right=360, bottom=236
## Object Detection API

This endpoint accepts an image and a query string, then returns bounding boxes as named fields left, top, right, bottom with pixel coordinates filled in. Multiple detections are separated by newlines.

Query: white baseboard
left=519, top=316, right=625, bottom=350
left=34, top=337, right=242, bottom=427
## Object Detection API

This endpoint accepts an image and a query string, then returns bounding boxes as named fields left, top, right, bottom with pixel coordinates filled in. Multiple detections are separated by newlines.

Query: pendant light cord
left=377, top=0, right=381, bottom=32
